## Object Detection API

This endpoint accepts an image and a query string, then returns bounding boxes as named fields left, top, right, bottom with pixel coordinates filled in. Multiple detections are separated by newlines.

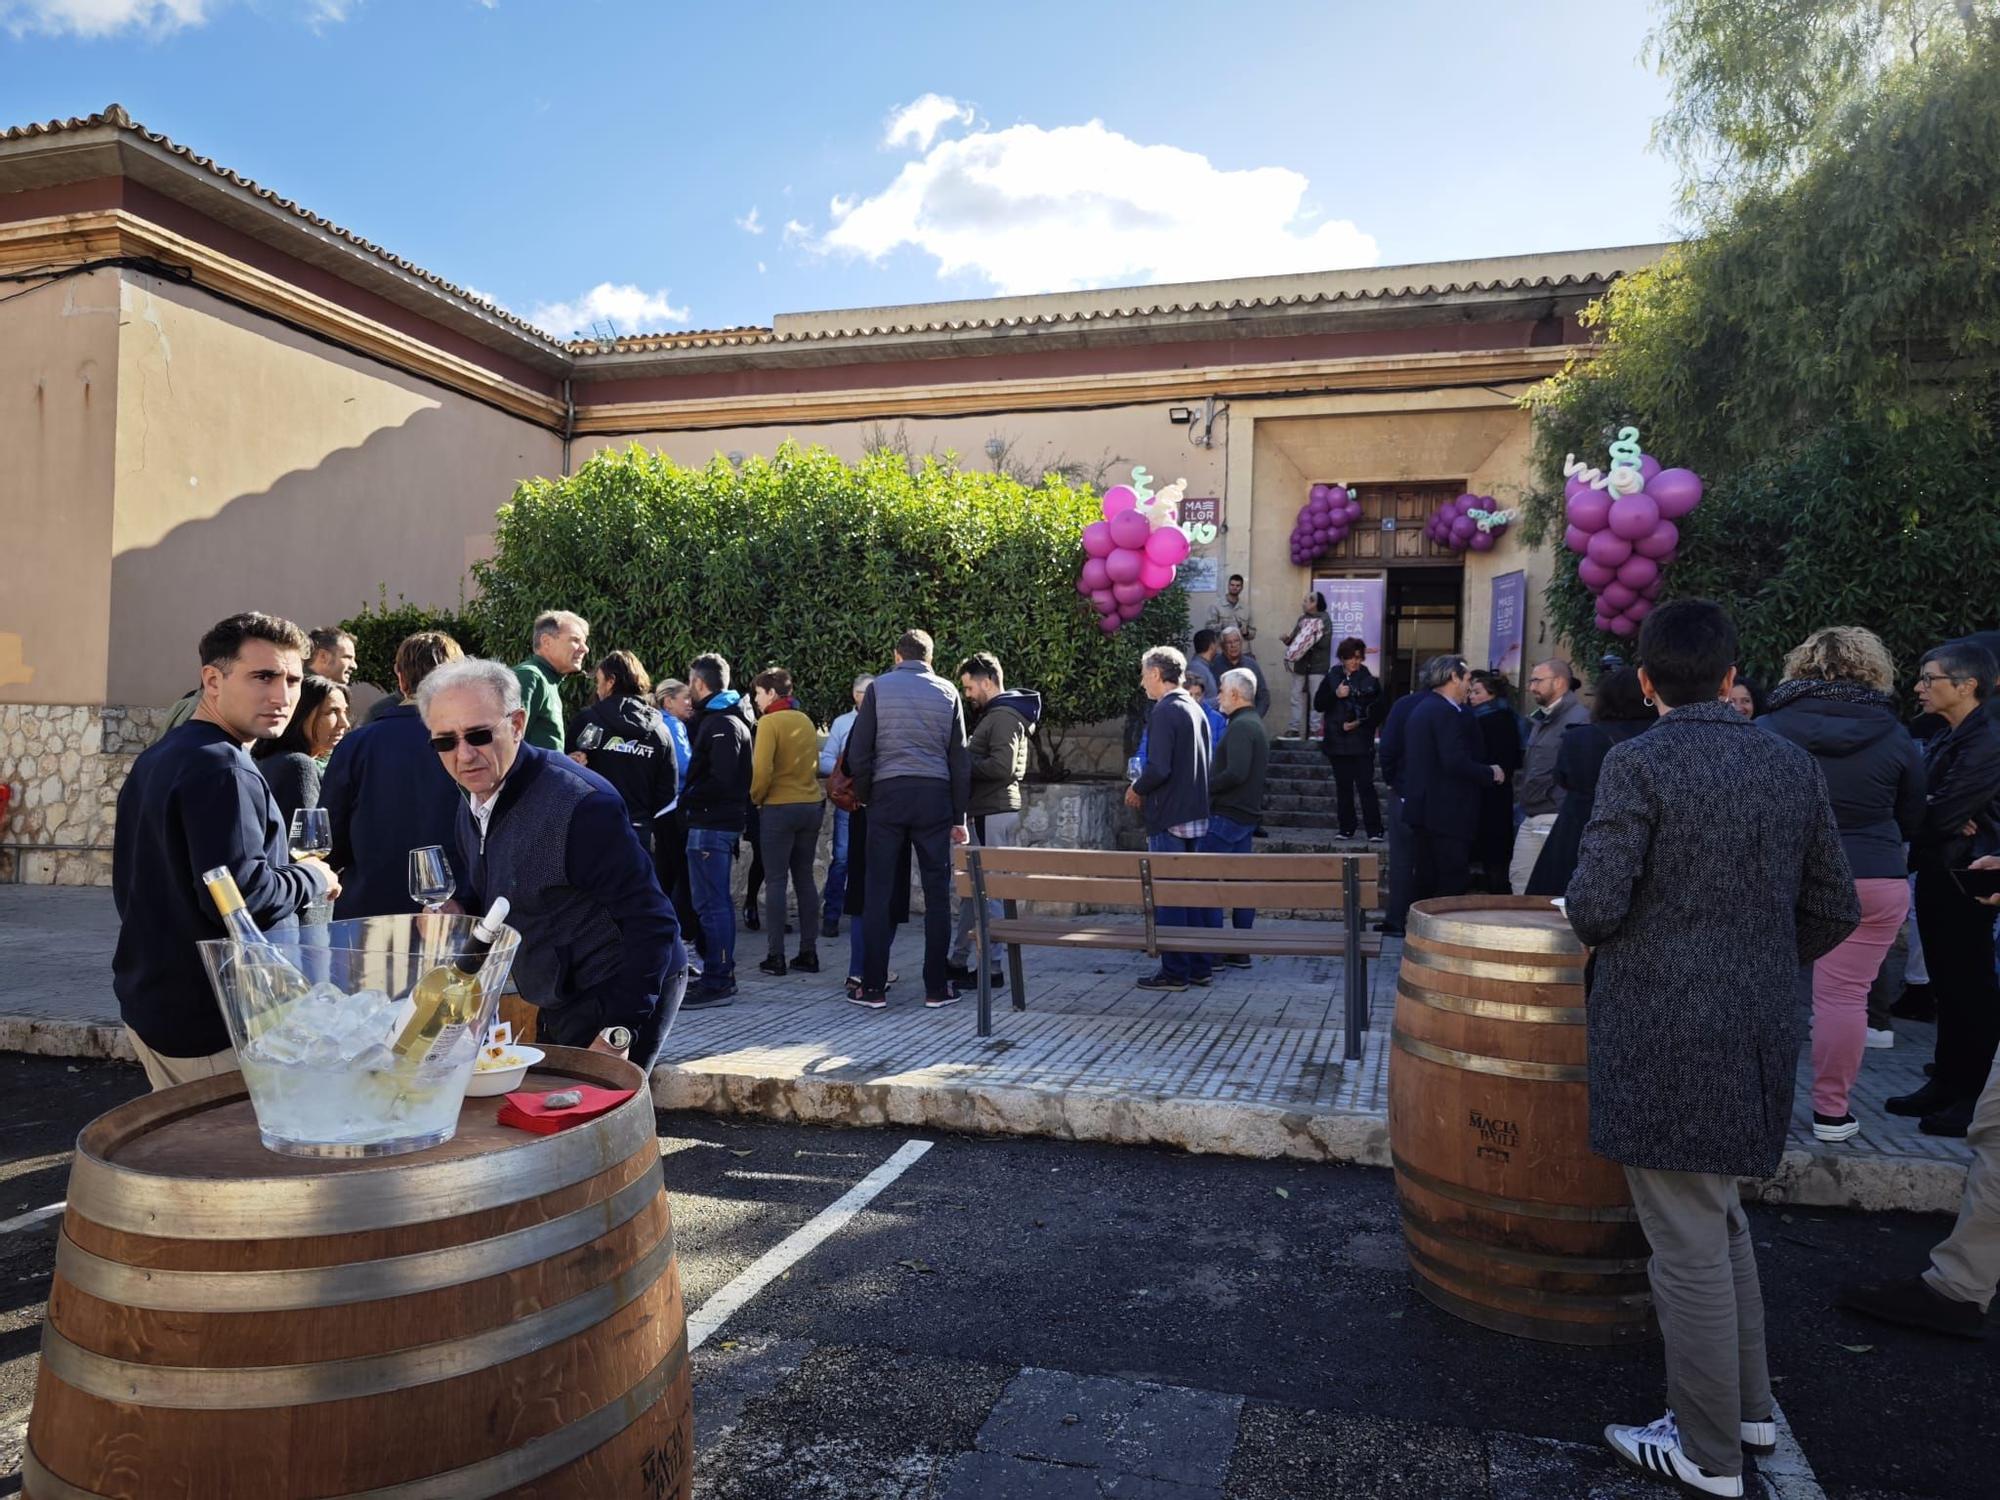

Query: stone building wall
left=0, top=704, right=166, bottom=885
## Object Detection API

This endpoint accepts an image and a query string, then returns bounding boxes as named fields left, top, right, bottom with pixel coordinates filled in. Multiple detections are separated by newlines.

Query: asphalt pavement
left=2, top=1053, right=1995, bottom=1499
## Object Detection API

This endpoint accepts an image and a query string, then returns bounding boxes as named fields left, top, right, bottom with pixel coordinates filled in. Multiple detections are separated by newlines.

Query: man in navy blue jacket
left=1375, top=688, right=1424, bottom=935
left=113, top=612, right=338, bottom=1089
left=322, top=630, right=465, bottom=918
left=1399, top=653, right=1503, bottom=905
left=419, top=657, right=686, bottom=1070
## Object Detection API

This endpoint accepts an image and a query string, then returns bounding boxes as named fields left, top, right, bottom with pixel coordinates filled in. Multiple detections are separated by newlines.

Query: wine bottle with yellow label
left=201, top=865, right=313, bottom=1013
left=391, top=898, right=511, bottom=1080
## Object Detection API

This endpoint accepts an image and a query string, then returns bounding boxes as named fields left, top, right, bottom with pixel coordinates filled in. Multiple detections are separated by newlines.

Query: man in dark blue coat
left=113, top=612, right=336, bottom=1089
left=419, top=657, right=686, bottom=1070
left=322, top=630, right=465, bottom=919
left=1399, top=653, right=1503, bottom=904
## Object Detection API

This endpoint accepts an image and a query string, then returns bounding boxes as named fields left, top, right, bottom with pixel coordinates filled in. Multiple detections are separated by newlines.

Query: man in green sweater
left=513, top=609, right=590, bottom=753
left=1202, top=667, right=1271, bottom=969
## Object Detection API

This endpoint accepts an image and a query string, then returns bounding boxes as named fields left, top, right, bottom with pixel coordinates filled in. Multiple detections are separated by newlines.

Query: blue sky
left=0, top=0, right=1685, bottom=338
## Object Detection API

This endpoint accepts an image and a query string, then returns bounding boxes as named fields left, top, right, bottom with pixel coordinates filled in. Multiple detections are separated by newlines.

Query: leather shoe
left=1920, top=1098, right=1976, bottom=1138
left=1886, top=1079, right=1958, bottom=1117
left=1838, top=1275, right=1986, bottom=1339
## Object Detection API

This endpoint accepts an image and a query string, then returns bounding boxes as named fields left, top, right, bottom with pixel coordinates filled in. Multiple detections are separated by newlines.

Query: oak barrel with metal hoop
left=1388, top=896, right=1654, bottom=1345
left=23, top=1046, right=691, bottom=1499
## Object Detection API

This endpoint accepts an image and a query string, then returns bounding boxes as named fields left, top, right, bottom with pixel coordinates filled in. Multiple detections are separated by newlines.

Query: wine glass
left=409, top=846, right=455, bottom=914
left=290, top=808, right=333, bottom=924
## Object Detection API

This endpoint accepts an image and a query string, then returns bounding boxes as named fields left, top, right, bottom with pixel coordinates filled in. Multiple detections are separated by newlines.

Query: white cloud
left=819, top=116, right=1378, bottom=296
left=884, top=92, right=974, bottom=152
left=305, top=0, right=351, bottom=30
left=756, top=261, right=767, bottom=274
left=735, top=206, right=764, bottom=235
left=1, top=0, right=207, bottom=35
left=524, top=282, right=690, bottom=339
left=458, top=284, right=508, bottom=312
left=781, top=217, right=813, bottom=245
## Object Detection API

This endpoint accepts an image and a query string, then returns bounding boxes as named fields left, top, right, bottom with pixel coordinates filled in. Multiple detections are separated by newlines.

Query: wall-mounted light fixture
left=1167, top=407, right=1195, bottom=425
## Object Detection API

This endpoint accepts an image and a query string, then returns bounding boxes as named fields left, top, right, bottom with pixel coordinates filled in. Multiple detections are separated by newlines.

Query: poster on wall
left=1180, top=554, right=1220, bottom=594
left=1489, top=570, right=1527, bottom=677
left=1312, top=577, right=1386, bottom=677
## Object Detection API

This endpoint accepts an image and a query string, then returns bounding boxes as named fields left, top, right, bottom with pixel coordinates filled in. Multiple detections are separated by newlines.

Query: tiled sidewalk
left=0, top=885, right=1972, bottom=1208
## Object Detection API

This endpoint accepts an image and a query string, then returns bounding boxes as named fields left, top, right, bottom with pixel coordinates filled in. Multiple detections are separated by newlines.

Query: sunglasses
left=429, top=725, right=501, bottom=754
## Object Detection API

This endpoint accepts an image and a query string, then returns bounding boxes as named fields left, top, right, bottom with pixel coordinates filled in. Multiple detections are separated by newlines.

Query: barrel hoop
left=1398, top=1205, right=1652, bottom=1276
left=1407, top=1272, right=1657, bottom=1347
left=65, top=1082, right=656, bottom=1240
left=1394, top=975, right=1587, bottom=1025
left=1405, top=901, right=1585, bottom=956
left=22, top=1328, right=690, bottom=1500
left=54, top=1165, right=663, bottom=1313
left=40, top=1219, right=676, bottom=1408
left=1391, top=1028, right=1589, bottom=1082
left=1399, top=940, right=1584, bottom=986
left=1405, top=1239, right=1654, bottom=1316
left=1390, top=1151, right=1642, bottom=1224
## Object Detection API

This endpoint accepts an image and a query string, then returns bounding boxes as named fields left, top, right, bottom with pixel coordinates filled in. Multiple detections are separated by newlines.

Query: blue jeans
left=823, top=807, right=850, bottom=923
left=1199, top=815, right=1257, bottom=958
left=686, top=827, right=738, bottom=983
left=1148, top=831, right=1219, bottom=980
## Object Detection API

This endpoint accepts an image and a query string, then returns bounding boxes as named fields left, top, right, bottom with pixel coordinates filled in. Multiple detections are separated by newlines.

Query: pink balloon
left=1080, top=557, right=1111, bottom=591
left=1585, top=530, right=1633, bottom=568
left=1108, top=510, right=1152, bottom=551
left=1625, top=597, right=1655, bottom=622
left=1595, top=613, right=1616, bottom=634
left=1607, top=613, right=1638, bottom=638
left=1599, top=581, right=1638, bottom=611
left=1616, top=555, right=1660, bottom=590
left=1640, top=577, right=1664, bottom=600
left=1567, top=491, right=1612, bottom=534
left=1638, top=454, right=1662, bottom=482
left=1608, top=492, right=1661, bottom=541
left=1097, top=614, right=1122, bottom=635
left=1563, top=524, right=1592, bottom=555
left=1082, top=521, right=1115, bottom=558
left=1468, top=530, right=1496, bottom=552
left=1090, top=588, right=1117, bottom=611
left=1565, top=474, right=1595, bottom=504
left=1105, top=548, right=1143, bottom=585
left=1139, top=558, right=1176, bottom=591
left=1101, top=486, right=1138, bottom=520
left=1649, top=468, right=1703, bottom=519
left=1633, top=519, right=1679, bottom=559
left=1076, top=573, right=1093, bottom=595
left=1111, top=579, right=1147, bottom=604
left=1144, top=527, right=1191, bottom=565
left=1577, top=558, right=1617, bottom=592
left=1117, top=600, right=1145, bottom=621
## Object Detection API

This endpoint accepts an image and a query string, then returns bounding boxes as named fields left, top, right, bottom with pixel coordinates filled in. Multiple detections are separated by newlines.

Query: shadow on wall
left=107, top=402, right=537, bottom=706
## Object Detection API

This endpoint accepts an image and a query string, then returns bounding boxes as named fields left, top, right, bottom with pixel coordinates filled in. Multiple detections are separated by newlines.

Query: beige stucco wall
left=0, top=266, right=121, bottom=706
left=109, top=269, right=563, bottom=705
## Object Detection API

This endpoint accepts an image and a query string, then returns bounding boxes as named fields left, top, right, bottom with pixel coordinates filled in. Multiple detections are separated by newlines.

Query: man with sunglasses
left=418, top=657, right=685, bottom=1069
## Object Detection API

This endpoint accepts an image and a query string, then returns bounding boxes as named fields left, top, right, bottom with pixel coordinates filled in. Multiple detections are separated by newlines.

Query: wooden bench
left=951, top=846, right=1381, bottom=1058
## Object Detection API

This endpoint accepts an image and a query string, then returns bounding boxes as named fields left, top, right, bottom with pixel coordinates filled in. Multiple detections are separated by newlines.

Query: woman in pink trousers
left=1760, top=627, right=1926, bottom=1141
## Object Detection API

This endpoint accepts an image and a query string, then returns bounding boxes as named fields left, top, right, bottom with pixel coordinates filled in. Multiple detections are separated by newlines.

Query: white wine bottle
left=391, top=899, right=510, bottom=1078
left=202, top=866, right=312, bottom=1008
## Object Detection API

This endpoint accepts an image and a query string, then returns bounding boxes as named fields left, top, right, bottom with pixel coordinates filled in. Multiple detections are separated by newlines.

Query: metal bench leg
left=1004, top=897, right=1026, bottom=1011
left=1342, top=856, right=1363, bottom=1062
left=972, top=849, right=994, bottom=1037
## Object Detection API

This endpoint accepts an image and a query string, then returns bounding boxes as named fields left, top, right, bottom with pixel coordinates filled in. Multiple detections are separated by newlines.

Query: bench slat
left=955, top=847, right=1379, bottom=881
left=989, top=921, right=1382, bottom=957
left=956, top=873, right=1377, bottom=908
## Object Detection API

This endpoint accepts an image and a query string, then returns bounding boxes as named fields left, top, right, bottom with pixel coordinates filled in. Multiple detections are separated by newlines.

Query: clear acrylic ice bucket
left=198, top=913, right=520, bottom=1158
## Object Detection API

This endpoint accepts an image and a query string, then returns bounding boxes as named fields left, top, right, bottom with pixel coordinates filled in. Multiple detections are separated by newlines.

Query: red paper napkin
left=497, top=1085, right=636, bottom=1134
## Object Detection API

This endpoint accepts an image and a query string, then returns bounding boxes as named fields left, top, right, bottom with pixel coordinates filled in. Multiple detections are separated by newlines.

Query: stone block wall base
left=1, top=702, right=167, bottom=885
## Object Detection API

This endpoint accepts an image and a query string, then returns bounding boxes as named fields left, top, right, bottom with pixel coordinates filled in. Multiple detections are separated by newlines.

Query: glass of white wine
left=290, top=808, right=332, bottom=923
left=409, top=845, right=455, bottom=914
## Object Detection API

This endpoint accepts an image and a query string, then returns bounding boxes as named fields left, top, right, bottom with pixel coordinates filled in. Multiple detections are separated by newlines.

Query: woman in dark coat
left=1314, top=636, right=1383, bottom=840
left=1466, top=671, right=1524, bottom=893
left=1567, top=600, right=1857, bottom=1493
left=1760, top=627, right=1925, bottom=1141
left=1524, top=668, right=1653, bottom=896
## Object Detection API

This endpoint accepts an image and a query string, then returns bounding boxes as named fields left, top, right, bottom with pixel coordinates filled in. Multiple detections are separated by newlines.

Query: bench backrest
left=952, top=845, right=1379, bottom=913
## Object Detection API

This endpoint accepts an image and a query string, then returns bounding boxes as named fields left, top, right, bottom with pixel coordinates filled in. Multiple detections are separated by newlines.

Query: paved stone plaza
left=0, top=884, right=1971, bottom=1210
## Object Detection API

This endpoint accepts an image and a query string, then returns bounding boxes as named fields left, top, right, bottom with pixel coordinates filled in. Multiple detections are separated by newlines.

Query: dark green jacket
left=1209, top=705, right=1271, bottom=828
left=514, top=655, right=566, bottom=753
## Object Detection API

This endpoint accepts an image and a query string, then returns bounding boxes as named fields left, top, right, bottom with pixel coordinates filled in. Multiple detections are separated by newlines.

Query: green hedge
left=465, top=443, right=1185, bottom=773
left=337, top=592, right=489, bottom=693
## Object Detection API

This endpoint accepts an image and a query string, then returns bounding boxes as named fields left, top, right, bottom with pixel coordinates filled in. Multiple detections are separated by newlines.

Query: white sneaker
left=1740, top=1419, right=1776, bottom=1455
left=1865, top=1027, right=1895, bottom=1049
left=1604, top=1412, right=1744, bottom=1497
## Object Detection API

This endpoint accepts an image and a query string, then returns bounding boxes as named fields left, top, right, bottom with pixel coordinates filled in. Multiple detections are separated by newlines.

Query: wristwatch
left=598, top=1025, right=633, bottom=1052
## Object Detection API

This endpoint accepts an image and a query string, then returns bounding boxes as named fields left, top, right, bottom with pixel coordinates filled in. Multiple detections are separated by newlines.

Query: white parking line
left=686, top=1138, right=932, bottom=1352
left=0, top=1202, right=63, bottom=1236
left=1762, top=1401, right=1827, bottom=1500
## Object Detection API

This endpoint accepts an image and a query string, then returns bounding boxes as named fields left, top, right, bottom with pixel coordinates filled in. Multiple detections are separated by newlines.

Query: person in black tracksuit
left=568, top=650, right=679, bottom=858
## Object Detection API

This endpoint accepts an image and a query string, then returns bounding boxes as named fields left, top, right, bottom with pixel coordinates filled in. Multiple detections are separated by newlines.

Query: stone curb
left=0, top=1015, right=1965, bottom=1214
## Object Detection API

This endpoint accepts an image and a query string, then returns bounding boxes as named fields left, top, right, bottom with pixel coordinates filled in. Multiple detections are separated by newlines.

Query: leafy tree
left=466, top=442, right=1184, bottom=775
left=337, top=591, right=488, bottom=693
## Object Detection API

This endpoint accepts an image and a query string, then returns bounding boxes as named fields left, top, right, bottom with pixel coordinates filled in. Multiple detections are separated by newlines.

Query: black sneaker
left=1219, top=954, right=1254, bottom=969
left=1368, top=833, right=1385, bottom=844
left=1921, top=1098, right=1976, bottom=1138
left=791, top=952, right=821, bottom=974
left=1886, top=1079, right=1958, bottom=1117
left=847, top=988, right=888, bottom=1011
left=1187, top=973, right=1214, bottom=988
left=742, top=903, right=762, bottom=931
left=1136, top=971, right=1187, bottom=992
left=1812, top=1112, right=1859, bottom=1143
left=945, top=960, right=976, bottom=985
left=1838, top=1275, right=1988, bottom=1339
left=924, top=983, right=964, bottom=1009
left=757, top=956, right=788, bottom=977
left=683, top=980, right=736, bottom=1008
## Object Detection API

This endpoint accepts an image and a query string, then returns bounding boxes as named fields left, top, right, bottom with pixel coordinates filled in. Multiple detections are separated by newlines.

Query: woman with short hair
left=749, top=667, right=825, bottom=976
left=1762, top=627, right=1925, bottom=1141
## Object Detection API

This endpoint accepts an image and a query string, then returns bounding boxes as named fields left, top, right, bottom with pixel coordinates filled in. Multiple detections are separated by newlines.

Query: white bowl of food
left=465, top=1043, right=545, bottom=1097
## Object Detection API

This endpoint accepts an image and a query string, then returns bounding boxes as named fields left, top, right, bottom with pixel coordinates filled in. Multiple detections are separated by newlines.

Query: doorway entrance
left=1382, top=566, right=1463, bottom=698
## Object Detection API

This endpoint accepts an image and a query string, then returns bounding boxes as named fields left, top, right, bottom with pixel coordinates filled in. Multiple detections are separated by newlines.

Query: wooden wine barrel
left=1388, top=896, right=1655, bottom=1346
left=23, top=1046, right=690, bottom=1499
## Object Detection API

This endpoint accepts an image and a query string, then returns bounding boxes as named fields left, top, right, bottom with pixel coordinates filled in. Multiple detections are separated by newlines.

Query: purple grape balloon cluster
left=1291, top=483, right=1363, bottom=565
left=1561, top=447, right=1704, bottom=639
left=1424, top=493, right=1508, bottom=553
left=1077, top=481, right=1192, bottom=635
